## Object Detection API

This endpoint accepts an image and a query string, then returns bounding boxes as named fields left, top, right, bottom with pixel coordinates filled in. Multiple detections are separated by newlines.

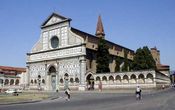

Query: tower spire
left=95, top=15, right=105, bottom=38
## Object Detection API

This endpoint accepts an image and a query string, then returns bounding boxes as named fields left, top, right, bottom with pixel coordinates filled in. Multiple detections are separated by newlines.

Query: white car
left=16, top=89, right=23, bottom=93
left=5, top=89, right=16, bottom=94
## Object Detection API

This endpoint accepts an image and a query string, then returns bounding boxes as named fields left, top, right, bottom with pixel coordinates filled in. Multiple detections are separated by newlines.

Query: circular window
left=51, top=36, right=59, bottom=48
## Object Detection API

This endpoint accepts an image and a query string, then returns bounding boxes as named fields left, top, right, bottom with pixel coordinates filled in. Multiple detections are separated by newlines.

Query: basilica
left=26, top=12, right=170, bottom=91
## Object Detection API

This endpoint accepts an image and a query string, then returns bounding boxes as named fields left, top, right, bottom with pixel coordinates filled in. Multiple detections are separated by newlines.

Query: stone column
left=56, top=61, right=59, bottom=91
left=79, top=57, right=86, bottom=91
left=44, top=63, right=49, bottom=91
left=26, top=65, right=30, bottom=89
left=152, top=71, right=156, bottom=88
left=46, top=75, right=50, bottom=91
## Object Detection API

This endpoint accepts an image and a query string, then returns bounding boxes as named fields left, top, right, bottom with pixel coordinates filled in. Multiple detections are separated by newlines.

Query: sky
left=0, top=0, right=175, bottom=70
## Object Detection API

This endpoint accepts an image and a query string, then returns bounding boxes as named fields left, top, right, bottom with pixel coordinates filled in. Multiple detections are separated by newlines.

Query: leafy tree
left=131, top=46, right=156, bottom=70
left=96, top=38, right=110, bottom=73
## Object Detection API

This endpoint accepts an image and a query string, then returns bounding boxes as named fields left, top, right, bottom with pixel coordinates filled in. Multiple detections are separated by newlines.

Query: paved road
left=0, top=88, right=175, bottom=110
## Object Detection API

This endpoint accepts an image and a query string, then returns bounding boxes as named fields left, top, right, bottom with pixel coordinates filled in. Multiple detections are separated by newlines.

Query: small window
left=31, top=80, right=33, bottom=84
left=42, top=79, right=45, bottom=84
left=75, top=78, right=79, bottom=83
left=60, top=78, right=63, bottom=83
left=34, top=79, right=37, bottom=84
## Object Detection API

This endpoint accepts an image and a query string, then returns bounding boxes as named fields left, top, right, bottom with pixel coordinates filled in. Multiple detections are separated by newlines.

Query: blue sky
left=0, top=0, right=175, bottom=70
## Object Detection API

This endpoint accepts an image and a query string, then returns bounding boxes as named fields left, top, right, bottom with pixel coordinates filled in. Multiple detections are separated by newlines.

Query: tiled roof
left=156, top=64, right=169, bottom=71
left=70, top=27, right=134, bottom=53
left=0, top=66, right=26, bottom=72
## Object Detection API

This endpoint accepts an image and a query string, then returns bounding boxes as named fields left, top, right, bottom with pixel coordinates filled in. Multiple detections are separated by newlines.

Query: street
left=0, top=88, right=175, bottom=110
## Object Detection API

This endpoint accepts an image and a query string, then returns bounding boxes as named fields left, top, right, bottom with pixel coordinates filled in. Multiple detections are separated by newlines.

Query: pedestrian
left=65, top=88, right=70, bottom=101
left=98, top=81, right=102, bottom=91
left=135, top=86, right=142, bottom=100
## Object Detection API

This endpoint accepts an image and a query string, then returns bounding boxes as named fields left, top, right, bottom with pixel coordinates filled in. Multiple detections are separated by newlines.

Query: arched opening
left=5, top=79, right=9, bottom=85
left=146, top=73, right=153, bottom=83
left=60, top=78, right=63, bottom=84
left=115, top=75, right=121, bottom=83
left=109, top=76, right=114, bottom=84
left=48, top=66, right=57, bottom=91
left=10, top=79, right=14, bottom=85
left=31, top=79, right=33, bottom=84
left=75, top=77, right=79, bottom=83
left=15, top=79, right=19, bottom=85
left=48, top=66, right=56, bottom=74
left=130, top=74, right=136, bottom=83
left=42, top=79, right=45, bottom=84
left=138, top=74, right=145, bottom=83
left=123, top=75, right=129, bottom=83
left=70, top=78, right=74, bottom=84
left=34, top=79, right=37, bottom=84
left=96, top=76, right=101, bottom=84
left=102, top=76, right=107, bottom=84
left=86, top=74, right=94, bottom=90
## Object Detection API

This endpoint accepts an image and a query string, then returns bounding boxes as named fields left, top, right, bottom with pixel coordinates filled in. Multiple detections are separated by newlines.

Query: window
left=51, top=36, right=59, bottom=48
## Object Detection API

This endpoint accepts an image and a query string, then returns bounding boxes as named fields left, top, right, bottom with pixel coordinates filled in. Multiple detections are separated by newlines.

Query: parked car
left=5, top=89, right=16, bottom=94
left=16, top=89, right=23, bottom=93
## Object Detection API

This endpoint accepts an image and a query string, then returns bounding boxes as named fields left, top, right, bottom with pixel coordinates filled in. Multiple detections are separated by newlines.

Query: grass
left=0, top=92, right=50, bottom=104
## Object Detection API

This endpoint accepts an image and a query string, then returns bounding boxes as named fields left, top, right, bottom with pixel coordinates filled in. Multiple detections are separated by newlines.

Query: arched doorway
left=86, top=74, right=94, bottom=90
left=48, top=66, right=57, bottom=91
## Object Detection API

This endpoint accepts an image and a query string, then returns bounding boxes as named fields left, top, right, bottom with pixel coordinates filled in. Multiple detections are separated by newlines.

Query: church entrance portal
left=48, top=66, right=57, bottom=91
left=86, top=74, right=94, bottom=90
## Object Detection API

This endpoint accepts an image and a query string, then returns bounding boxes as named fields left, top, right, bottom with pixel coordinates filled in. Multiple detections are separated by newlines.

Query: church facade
left=26, top=13, right=170, bottom=91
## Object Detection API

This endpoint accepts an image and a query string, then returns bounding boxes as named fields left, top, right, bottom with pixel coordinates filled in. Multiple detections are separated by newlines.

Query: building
left=170, top=71, right=175, bottom=84
left=0, top=66, right=26, bottom=92
left=27, top=12, right=170, bottom=91
left=150, top=47, right=170, bottom=76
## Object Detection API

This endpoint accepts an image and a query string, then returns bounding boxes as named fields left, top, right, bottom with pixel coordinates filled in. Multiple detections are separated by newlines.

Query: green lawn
left=0, top=92, right=50, bottom=104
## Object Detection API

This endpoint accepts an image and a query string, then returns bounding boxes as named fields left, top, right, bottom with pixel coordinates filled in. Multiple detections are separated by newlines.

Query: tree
left=96, top=38, right=110, bottom=73
left=142, top=46, right=156, bottom=70
left=131, top=46, right=156, bottom=70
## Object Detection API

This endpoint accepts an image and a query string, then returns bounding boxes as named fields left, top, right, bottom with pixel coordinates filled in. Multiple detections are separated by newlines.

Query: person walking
left=135, top=86, right=142, bottom=100
left=98, top=81, right=102, bottom=91
left=65, top=88, right=70, bottom=101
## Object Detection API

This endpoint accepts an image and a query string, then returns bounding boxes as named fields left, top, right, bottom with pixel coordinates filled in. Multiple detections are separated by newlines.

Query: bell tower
left=95, top=15, right=105, bottom=39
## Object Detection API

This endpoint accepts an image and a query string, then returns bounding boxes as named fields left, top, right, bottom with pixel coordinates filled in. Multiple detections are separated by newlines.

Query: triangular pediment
left=41, top=13, right=71, bottom=28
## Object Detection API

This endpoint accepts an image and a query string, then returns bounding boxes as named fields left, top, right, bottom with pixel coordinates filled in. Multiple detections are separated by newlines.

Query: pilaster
left=79, top=57, right=86, bottom=91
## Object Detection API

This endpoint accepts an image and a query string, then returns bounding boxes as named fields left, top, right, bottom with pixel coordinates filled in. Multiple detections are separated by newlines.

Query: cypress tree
left=96, top=38, right=110, bottom=73
left=142, top=46, right=156, bottom=70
